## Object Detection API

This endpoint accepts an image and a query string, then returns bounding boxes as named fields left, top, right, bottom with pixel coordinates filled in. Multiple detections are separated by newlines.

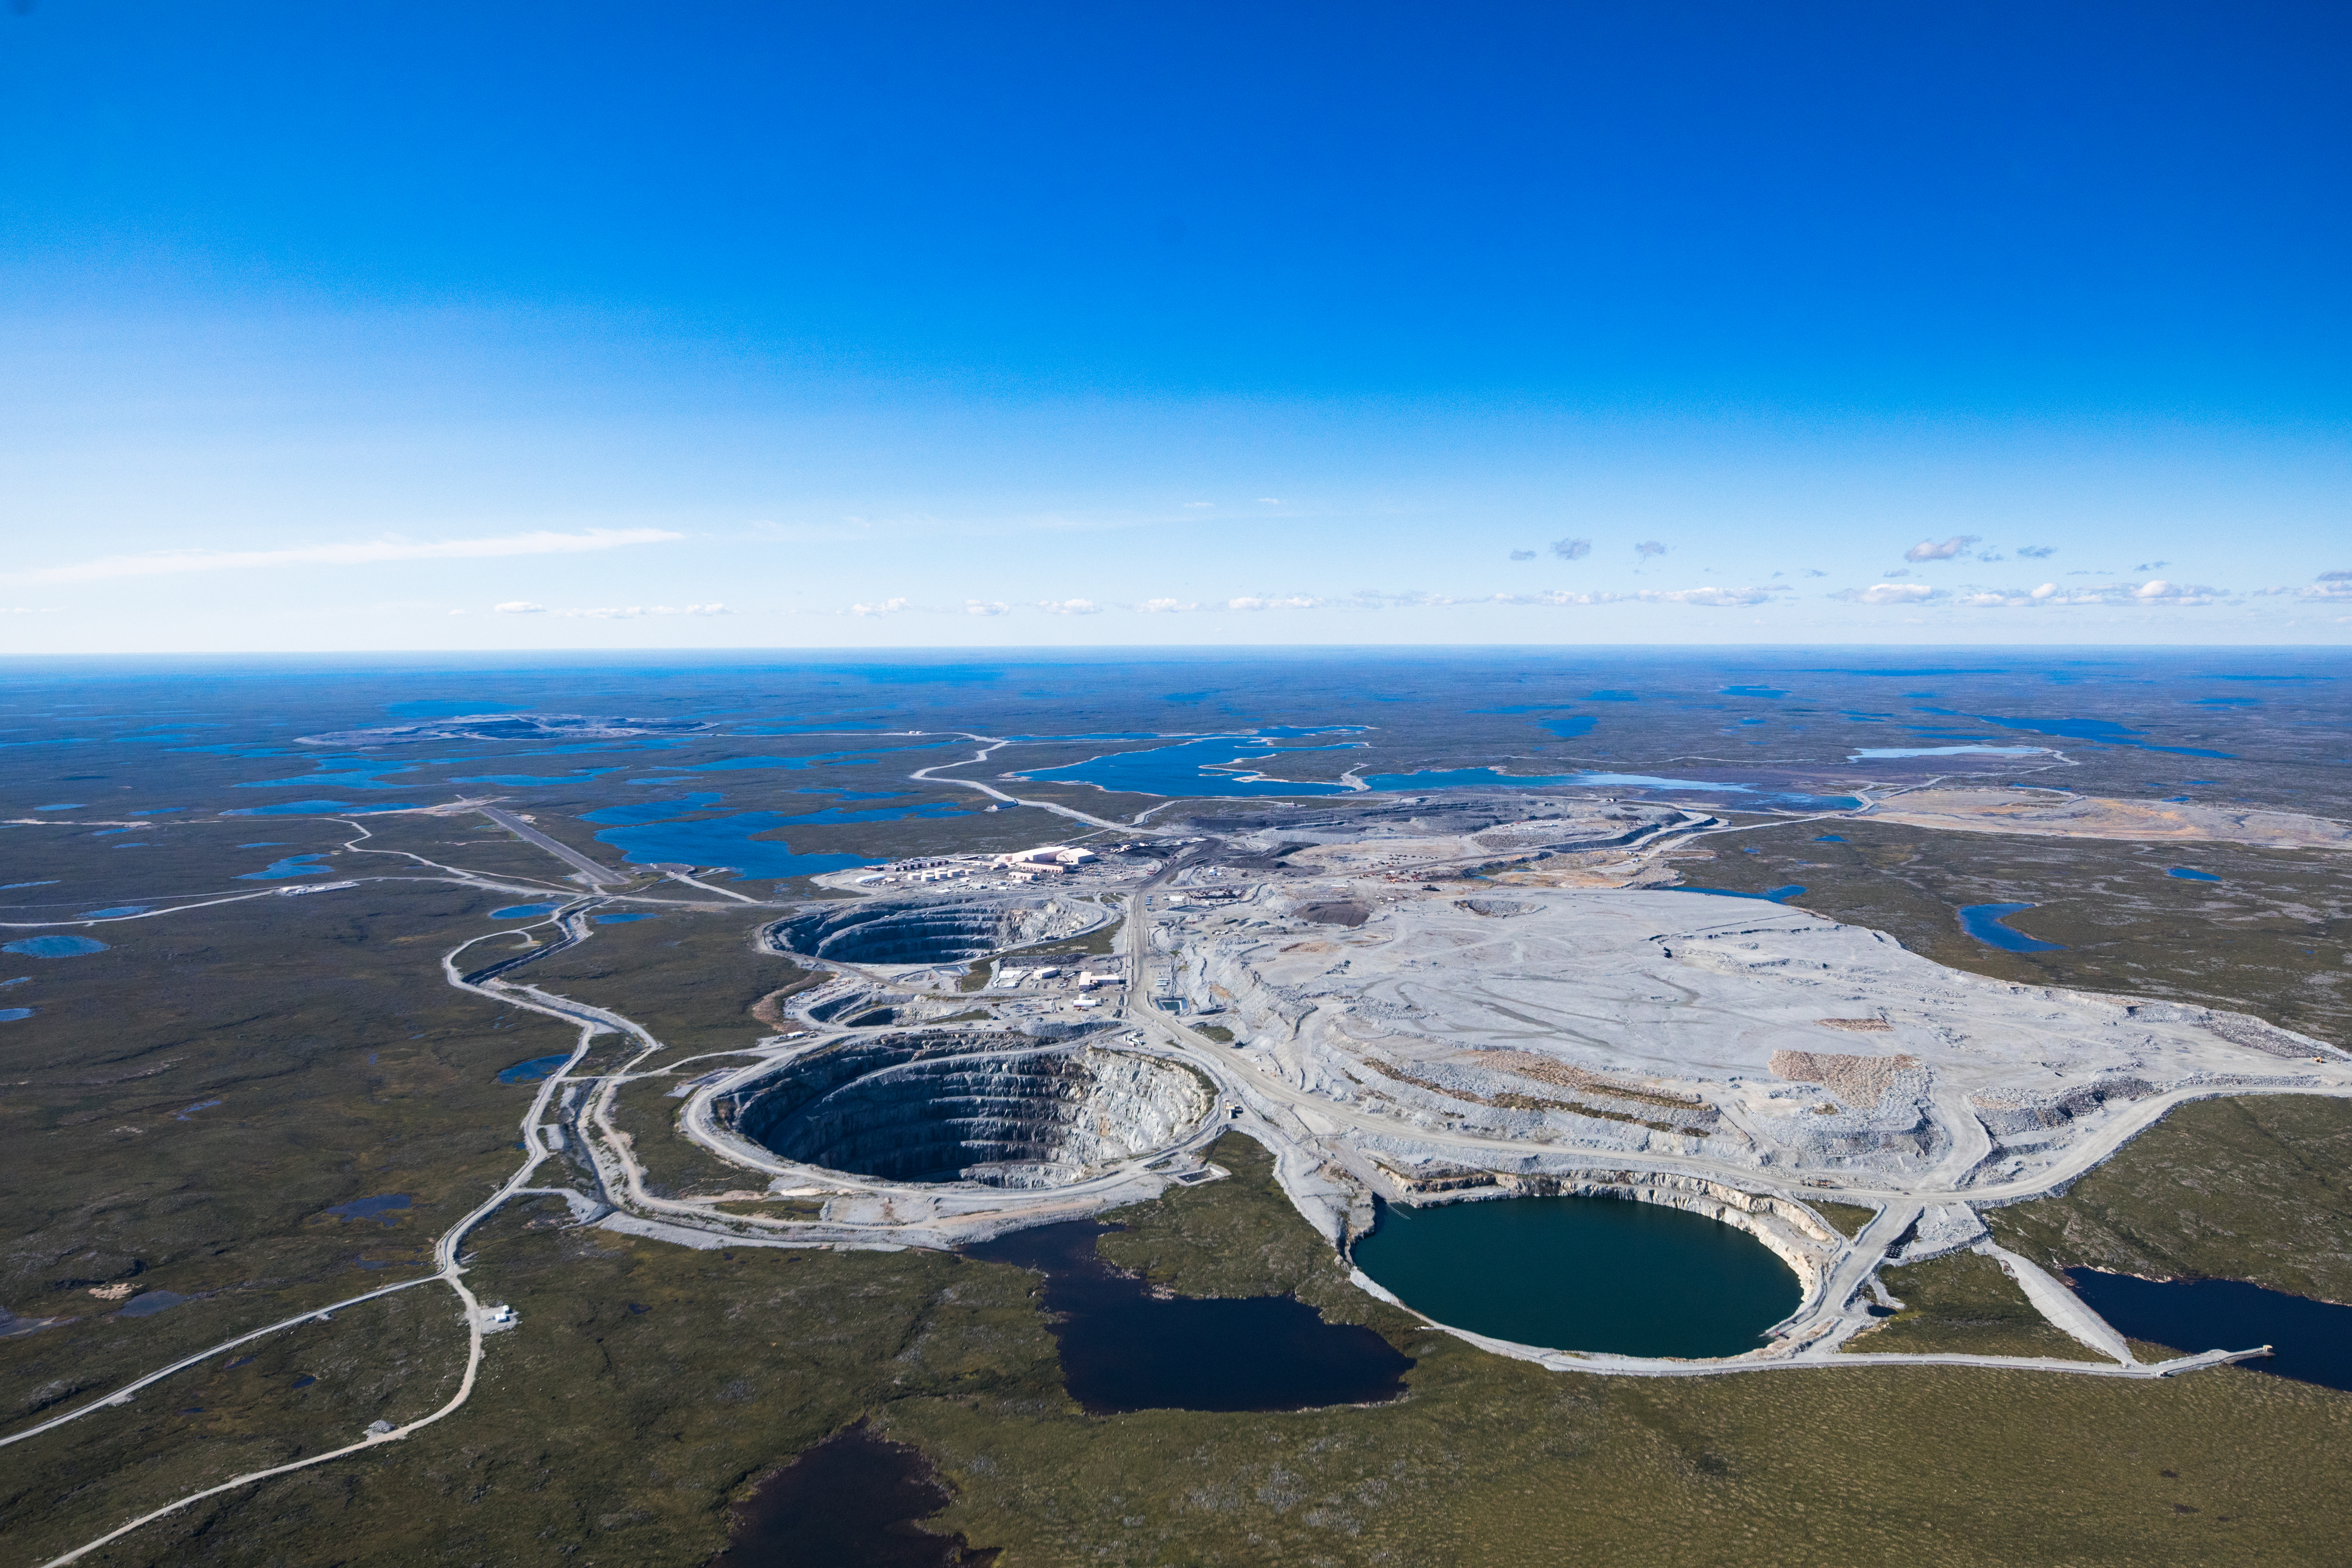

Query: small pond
left=489, top=903, right=560, bottom=920
left=962, top=1220, right=1412, bottom=1412
left=497, top=1054, right=571, bottom=1085
left=1957, top=902, right=2067, bottom=952
left=2167, top=867, right=2223, bottom=882
left=712, top=1420, right=994, bottom=1567
left=320, top=1194, right=412, bottom=1226
left=2068, top=1270, right=2352, bottom=1392
left=2, top=936, right=108, bottom=958
left=1351, top=1193, right=1802, bottom=1359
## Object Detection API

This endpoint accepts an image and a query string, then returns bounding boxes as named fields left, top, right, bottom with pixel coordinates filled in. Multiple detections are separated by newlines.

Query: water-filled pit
left=723, top=1032, right=1212, bottom=1187
left=1351, top=1193, right=1803, bottom=1358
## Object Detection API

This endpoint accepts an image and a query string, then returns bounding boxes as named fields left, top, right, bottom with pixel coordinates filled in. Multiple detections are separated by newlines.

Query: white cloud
left=851, top=597, right=911, bottom=616
left=1834, top=583, right=1939, bottom=605
left=6, top=527, right=683, bottom=584
left=496, top=600, right=727, bottom=619
left=2131, top=580, right=2222, bottom=605
left=2031, top=582, right=2057, bottom=599
left=1509, top=549, right=1536, bottom=561
left=1138, top=597, right=1197, bottom=612
left=1489, top=590, right=1626, bottom=606
left=1037, top=598, right=1103, bottom=615
left=2017, top=545, right=2057, bottom=559
left=2299, top=579, right=2352, bottom=600
left=1904, top=534, right=1980, bottom=562
left=1634, top=540, right=1667, bottom=558
left=965, top=600, right=1010, bottom=616
left=1256, top=498, right=1283, bottom=505
left=1641, top=585, right=1776, bottom=608
left=1228, top=595, right=1324, bottom=611
left=1551, top=537, right=1592, bottom=560
left=1183, top=501, right=1214, bottom=509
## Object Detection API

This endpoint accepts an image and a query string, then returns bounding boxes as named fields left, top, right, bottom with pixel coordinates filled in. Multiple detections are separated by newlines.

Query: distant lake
left=497, top=1054, right=571, bottom=1084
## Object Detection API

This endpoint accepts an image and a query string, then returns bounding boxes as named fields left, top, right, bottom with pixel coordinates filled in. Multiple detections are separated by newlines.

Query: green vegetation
left=1189, top=1021, right=1236, bottom=1043
left=0, top=881, right=573, bottom=1438
left=1810, top=1200, right=1880, bottom=1238
left=521, top=908, right=803, bottom=1058
left=1989, top=1094, right=2352, bottom=1303
left=16, top=1097, right=2352, bottom=1563
left=1842, top=1250, right=2106, bottom=1361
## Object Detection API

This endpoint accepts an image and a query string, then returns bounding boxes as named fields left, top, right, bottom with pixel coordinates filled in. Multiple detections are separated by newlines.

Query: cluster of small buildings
left=994, top=963, right=1125, bottom=991
left=992, top=844, right=1099, bottom=881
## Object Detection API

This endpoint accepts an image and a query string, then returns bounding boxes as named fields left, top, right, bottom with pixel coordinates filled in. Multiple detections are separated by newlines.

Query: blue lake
left=579, top=793, right=726, bottom=825
left=78, top=905, right=149, bottom=918
left=489, top=903, right=560, bottom=919
left=234, top=766, right=415, bottom=789
left=2167, top=867, right=2223, bottom=882
left=592, top=912, right=659, bottom=924
left=1359, top=768, right=1861, bottom=810
left=2069, top=1270, right=2352, bottom=1392
left=593, top=812, right=884, bottom=878
left=3, top=936, right=108, bottom=957
left=1919, top=711, right=2237, bottom=759
left=1850, top=745, right=2048, bottom=759
left=229, top=800, right=417, bottom=815
left=384, top=700, right=527, bottom=717
left=449, top=769, right=625, bottom=786
left=239, top=854, right=330, bottom=880
left=0, top=1008, right=33, bottom=1021
left=34, top=803, right=85, bottom=810
left=1353, top=1195, right=1802, bottom=1358
left=1958, top=902, right=2067, bottom=952
left=498, top=1054, right=571, bottom=1084
left=1011, top=738, right=1363, bottom=796
left=1814, top=834, right=1846, bottom=842
left=1538, top=716, right=1597, bottom=738
left=118, top=1291, right=191, bottom=1318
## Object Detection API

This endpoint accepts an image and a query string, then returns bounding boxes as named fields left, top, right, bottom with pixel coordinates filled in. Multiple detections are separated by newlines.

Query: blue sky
left=2, top=0, right=2346, bottom=650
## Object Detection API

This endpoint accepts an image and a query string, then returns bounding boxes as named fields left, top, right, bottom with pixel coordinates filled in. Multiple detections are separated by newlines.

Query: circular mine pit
left=721, top=1032, right=1213, bottom=1187
left=770, top=896, right=1105, bottom=967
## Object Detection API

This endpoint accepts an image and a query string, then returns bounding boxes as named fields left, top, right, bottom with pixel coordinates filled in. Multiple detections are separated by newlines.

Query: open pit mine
left=607, top=801, right=2352, bottom=1375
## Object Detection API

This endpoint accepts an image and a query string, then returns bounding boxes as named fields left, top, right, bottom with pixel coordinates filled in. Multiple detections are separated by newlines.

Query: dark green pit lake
left=1352, top=1194, right=1803, bottom=1358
